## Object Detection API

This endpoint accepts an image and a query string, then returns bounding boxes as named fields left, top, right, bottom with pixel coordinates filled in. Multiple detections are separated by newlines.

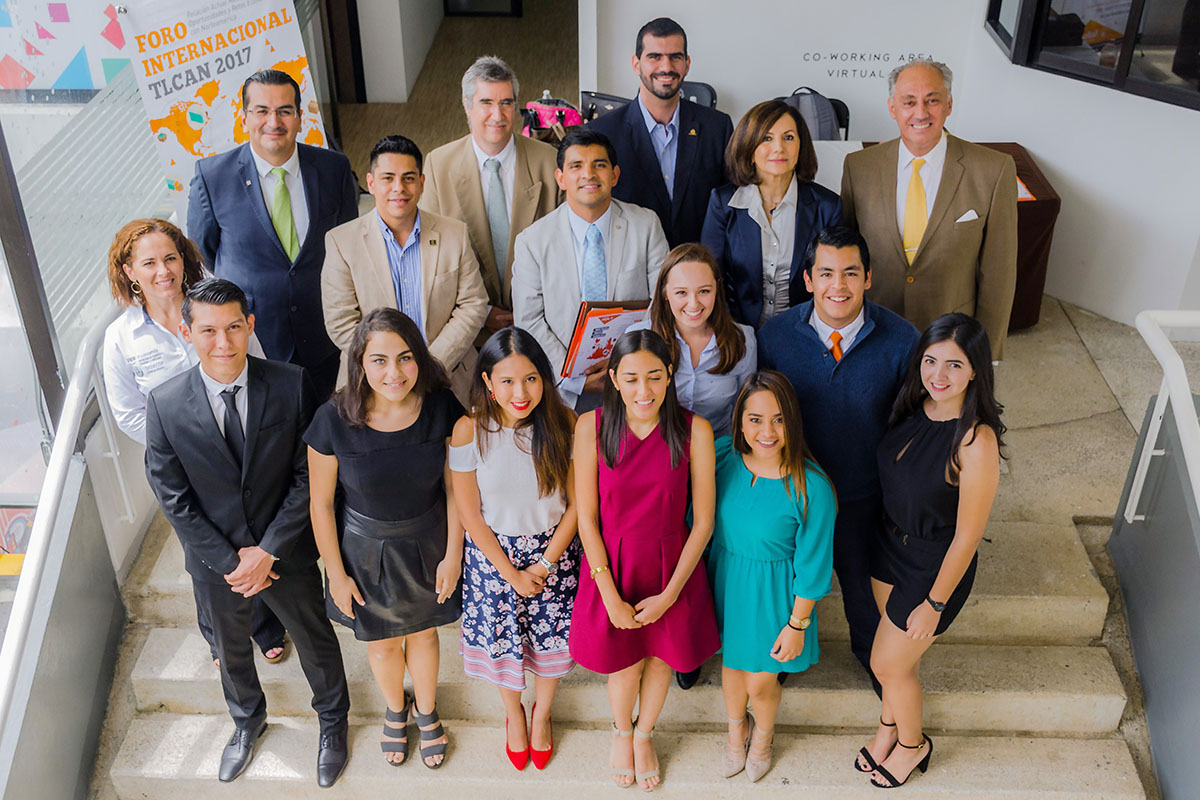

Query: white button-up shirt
left=102, top=305, right=265, bottom=444
left=198, top=360, right=250, bottom=438
left=250, top=144, right=310, bottom=248
left=895, top=132, right=947, bottom=235
left=809, top=305, right=867, bottom=354
left=472, top=134, right=517, bottom=222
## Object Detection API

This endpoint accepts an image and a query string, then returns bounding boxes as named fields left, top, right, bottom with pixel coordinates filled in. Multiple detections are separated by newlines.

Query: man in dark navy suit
left=145, top=278, right=350, bottom=786
left=586, top=17, right=733, bottom=248
left=188, top=69, right=359, bottom=398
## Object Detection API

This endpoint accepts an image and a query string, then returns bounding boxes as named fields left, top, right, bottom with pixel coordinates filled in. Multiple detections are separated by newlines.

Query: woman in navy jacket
left=702, top=100, right=842, bottom=328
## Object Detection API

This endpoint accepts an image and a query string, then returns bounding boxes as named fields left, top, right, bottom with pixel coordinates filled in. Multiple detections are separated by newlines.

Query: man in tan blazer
left=323, top=135, right=488, bottom=402
left=841, top=59, right=1017, bottom=358
left=422, top=55, right=561, bottom=335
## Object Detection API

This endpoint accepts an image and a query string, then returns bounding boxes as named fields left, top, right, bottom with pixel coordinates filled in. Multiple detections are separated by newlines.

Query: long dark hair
left=730, top=371, right=828, bottom=516
left=335, top=308, right=448, bottom=428
left=599, top=329, right=689, bottom=469
left=649, top=243, right=746, bottom=375
left=890, top=313, right=1007, bottom=477
left=469, top=327, right=575, bottom=498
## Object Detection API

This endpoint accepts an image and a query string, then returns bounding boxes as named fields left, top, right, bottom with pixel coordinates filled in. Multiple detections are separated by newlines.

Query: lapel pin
left=688, top=128, right=697, bottom=136
left=245, top=180, right=252, bottom=186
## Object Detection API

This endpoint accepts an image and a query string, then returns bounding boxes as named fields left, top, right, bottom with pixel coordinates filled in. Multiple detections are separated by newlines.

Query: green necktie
left=269, top=166, right=300, bottom=262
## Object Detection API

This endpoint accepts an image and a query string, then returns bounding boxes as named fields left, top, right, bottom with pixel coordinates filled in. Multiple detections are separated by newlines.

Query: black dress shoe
left=675, top=667, right=701, bottom=690
left=317, top=726, right=349, bottom=788
left=218, top=720, right=266, bottom=782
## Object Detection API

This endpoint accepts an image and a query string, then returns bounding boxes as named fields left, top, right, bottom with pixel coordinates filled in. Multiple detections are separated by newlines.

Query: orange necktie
left=830, top=330, right=843, bottom=362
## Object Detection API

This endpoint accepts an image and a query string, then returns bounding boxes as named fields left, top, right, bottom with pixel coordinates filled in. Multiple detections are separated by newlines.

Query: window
left=987, top=0, right=1200, bottom=111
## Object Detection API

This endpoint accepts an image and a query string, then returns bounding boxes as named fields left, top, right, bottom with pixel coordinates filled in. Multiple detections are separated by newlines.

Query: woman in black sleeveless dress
left=856, top=314, right=1005, bottom=788
left=307, top=309, right=463, bottom=769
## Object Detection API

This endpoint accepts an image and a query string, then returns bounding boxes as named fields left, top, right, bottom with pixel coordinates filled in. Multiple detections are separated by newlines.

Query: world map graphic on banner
left=122, top=1, right=326, bottom=219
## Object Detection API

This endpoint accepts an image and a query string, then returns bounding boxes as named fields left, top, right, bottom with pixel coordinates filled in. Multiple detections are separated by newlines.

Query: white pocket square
left=956, top=209, right=980, bottom=223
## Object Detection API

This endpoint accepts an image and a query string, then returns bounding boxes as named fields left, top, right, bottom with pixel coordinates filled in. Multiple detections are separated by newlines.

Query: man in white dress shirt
left=511, top=129, right=668, bottom=411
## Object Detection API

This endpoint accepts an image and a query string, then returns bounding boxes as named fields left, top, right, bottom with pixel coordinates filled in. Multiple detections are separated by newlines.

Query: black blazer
left=144, top=357, right=319, bottom=583
left=701, top=180, right=843, bottom=327
left=187, top=143, right=359, bottom=369
left=587, top=97, right=733, bottom=248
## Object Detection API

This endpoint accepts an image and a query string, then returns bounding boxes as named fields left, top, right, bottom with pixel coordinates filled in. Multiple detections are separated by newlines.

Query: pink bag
left=521, top=91, right=583, bottom=146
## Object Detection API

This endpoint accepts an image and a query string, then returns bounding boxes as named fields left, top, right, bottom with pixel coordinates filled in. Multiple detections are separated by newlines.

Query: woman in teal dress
left=708, top=370, right=836, bottom=783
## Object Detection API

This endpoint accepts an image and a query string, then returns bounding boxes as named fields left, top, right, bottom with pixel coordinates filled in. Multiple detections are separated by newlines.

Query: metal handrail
left=1123, top=310, right=1200, bottom=527
left=0, top=302, right=120, bottom=734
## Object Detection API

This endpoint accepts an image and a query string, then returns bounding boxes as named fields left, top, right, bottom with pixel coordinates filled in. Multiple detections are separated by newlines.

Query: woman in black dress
left=857, top=313, right=1004, bottom=788
left=307, top=308, right=464, bottom=769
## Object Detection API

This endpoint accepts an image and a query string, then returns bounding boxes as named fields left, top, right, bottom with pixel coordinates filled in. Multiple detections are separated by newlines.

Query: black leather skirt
left=327, top=502, right=462, bottom=641
left=870, top=519, right=976, bottom=636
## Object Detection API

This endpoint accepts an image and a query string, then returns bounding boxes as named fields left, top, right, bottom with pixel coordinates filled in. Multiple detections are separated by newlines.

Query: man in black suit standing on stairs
left=144, top=278, right=350, bottom=787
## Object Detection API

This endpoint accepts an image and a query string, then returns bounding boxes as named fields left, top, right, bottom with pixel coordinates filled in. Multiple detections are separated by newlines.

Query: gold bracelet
left=589, top=564, right=610, bottom=580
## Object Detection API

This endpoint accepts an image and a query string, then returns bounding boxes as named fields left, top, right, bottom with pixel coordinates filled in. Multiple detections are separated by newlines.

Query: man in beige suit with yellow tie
left=323, top=135, right=488, bottom=402
left=841, top=59, right=1017, bottom=358
left=422, top=55, right=561, bottom=335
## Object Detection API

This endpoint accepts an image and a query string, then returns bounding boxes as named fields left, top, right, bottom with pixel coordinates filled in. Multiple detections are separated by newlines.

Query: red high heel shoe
left=506, top=703, right=529, bottom=770
left=530, top=702, right=554, bottom=770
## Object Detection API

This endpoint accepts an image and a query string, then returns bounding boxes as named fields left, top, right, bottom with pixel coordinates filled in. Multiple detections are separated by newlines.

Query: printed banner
left=122, top=0, right=327, bottom=221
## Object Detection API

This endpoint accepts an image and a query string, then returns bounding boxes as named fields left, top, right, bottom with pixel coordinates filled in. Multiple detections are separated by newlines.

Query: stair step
left=133, top=627, right=1126, bottom=734
left=110, top=713, right=1145, bottom=799
left=127, top=519, right=1109, bottom=645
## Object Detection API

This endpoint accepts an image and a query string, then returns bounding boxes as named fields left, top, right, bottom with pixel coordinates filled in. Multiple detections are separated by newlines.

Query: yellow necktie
left=903, top=158, right=927, bottom=265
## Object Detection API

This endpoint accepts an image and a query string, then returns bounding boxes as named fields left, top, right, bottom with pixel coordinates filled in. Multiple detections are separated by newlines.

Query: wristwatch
left=538, top=555, right=558, bottom=575
left=788, top=615, right=811, bottom=631
left=926, top=595, right=946, bottom=613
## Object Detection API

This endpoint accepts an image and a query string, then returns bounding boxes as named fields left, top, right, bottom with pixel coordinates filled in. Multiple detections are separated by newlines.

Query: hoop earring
left=130, top=281, right=143, bottom=296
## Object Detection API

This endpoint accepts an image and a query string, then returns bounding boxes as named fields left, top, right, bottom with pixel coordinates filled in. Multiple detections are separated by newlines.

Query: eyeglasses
left=247, top=106, right=297, bottom=120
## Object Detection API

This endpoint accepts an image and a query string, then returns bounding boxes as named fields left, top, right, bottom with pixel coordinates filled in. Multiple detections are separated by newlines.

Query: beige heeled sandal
left=745, top=725, right=774, bottom=783
left=610, top=723, right=635, bottom=788
left=722, top=713, right=753, bottom=778
left=633, top=723, right=661, bottom=791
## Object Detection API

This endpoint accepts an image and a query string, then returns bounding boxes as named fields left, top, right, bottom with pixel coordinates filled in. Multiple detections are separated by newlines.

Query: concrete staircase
left=107, top=516, right=1146, bottom=798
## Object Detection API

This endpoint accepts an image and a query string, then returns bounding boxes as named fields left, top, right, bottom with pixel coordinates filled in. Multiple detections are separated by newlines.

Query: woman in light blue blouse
left=629, top=243, right=756, bottom=438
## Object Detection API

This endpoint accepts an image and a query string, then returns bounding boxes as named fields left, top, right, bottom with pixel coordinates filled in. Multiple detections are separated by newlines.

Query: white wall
left=584, top=0, right=979, bottom=141
left=401, top=0, right=444, bottom=97
left=952, top=21, right=1200, bottom=328
left=581, top=0, right=1200, bottom=327
left=358, top=0, right=444, bottom=103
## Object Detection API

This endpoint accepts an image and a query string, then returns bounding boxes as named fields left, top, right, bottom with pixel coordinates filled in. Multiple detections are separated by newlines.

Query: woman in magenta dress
left=570, top=329, right=719, bottom=791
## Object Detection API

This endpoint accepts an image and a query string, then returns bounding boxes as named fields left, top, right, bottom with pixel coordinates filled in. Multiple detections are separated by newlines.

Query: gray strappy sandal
left=380, top=693, right=410, bottom=765
left=412, top=703, right=448, bottom=769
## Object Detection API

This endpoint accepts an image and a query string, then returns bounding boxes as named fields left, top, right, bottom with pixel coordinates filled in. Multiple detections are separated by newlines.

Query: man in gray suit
left=512, top=129, right=669, bottom=410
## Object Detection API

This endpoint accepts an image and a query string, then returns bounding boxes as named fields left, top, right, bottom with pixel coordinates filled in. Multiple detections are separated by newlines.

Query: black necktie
left=220, top=386, right=245, bottom=466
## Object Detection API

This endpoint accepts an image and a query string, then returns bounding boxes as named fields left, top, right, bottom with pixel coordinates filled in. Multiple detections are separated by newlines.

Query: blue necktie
left=582, top=223, right=606, bottom=302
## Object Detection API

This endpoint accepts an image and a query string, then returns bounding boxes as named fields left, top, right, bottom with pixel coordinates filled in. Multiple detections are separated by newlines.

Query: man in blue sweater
left=758, top=226, right=920, bottom=684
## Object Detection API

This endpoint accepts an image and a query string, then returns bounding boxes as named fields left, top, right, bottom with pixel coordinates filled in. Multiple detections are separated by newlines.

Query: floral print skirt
left=459, top=527, right=581, bottom=691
